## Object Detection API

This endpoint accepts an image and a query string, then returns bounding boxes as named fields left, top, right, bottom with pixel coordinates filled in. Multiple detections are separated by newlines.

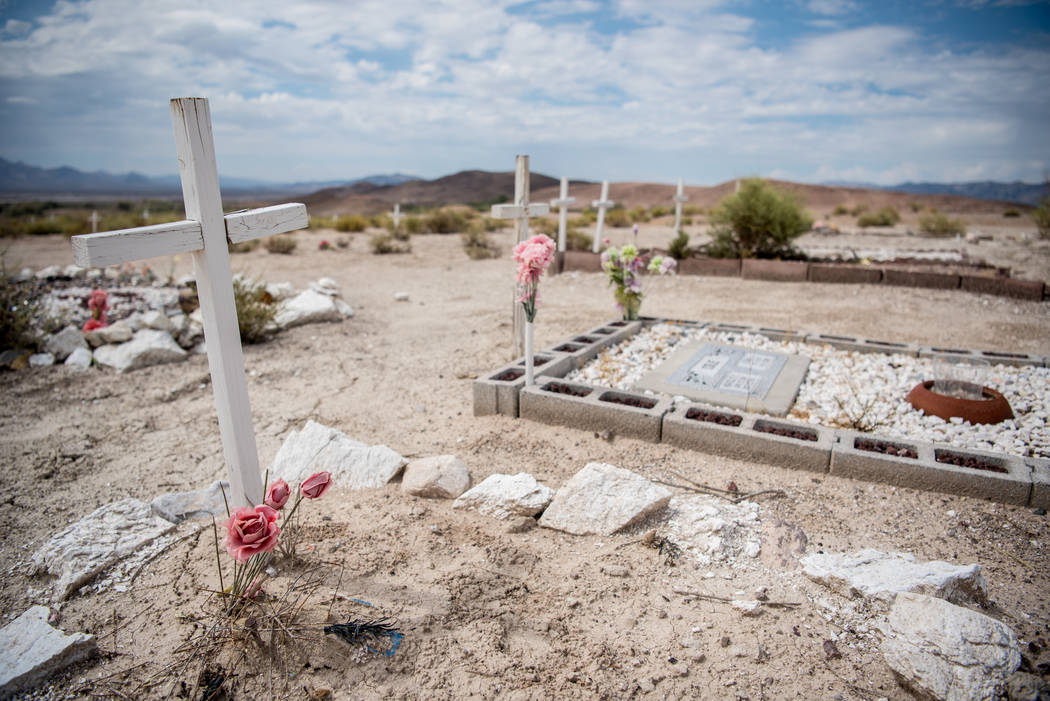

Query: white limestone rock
left=265, top=282, right=297, bottom=301
left=661, top=495, right=762, bottom=564
left=801, top=549, right=986, bottom=606
left=452, top=473, right=554, bottom=519
left=310, top=277, right=340, bottom=296
left=539, top=462, right=673, bottom=536
left=151, top=480, right=230, bottom=523
left=401, top=455, right=471, bottom=499
left=84, top=322, right=133, bottom=346
left=270, top=420, right=404, bottom=489
left=334, top=298, right=354, bottom=318
left=31, top=498, right=175, bottom=600
left=0, top=606, right=96, bottom=697
left=63, top=346, right=93, bottom=370
left=140, top=309, right=172, bottom=332
left=62, top=264, right=85, bottom=279
left=93, top=329, right=187, bottom=373
left=274, top=289, right=344, bottom=329
left=44, top=326, right=87, bottom=361
left=35, top=265, right=62, bottom=280
left=29, top=352, right=55, bottom=367
left=881, top=593, right=1020, bottom=701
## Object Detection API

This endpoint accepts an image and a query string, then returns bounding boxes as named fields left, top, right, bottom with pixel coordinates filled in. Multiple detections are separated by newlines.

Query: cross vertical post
left=591, top=180, right=614, bottom=253
left=490, top=155, right=550, bottom=357
left=672, top=177, right=688, bottom=233
left=170, top=97, right=263, bottom=508
left=90, top=211, right=99, bottom=234
left=550, top=176, right=576, bottom=253
left=393, top=203, right=401, bottom=229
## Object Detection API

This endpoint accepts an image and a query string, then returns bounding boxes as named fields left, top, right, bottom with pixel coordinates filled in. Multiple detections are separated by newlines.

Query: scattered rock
left=270, top=420, right=405, bottom=489
left=1005, top=671, right=1050, bottom=701
left=310, top=277, right=340, bottom=296
left=44, top=326, right=87, bottom=361
left=453, top=473, right=554, bottom=520
left=140, top=309, right=172, bottom=332
left=275, top=289, right=345, bottom=329
left=801, top=549, right=986, bottom=606
left=394, top=292, right=410, bottom=302
left=401, top=455, right=471, bottom=499
left=538, top=462, right=672, bottom=536
left=660, top=494, right=761, bottom=564
left=760, top=518, right=808, bottom=570
left=93, top=329, right=188, bottom=373
left=823, top=639, right=842, bottom=660
left=0, top=605, right=96, bottom=697
left=31, top=498, right=176, bottom=600
left=85, top=322, right=133, bottom=346
left=151, top=480, right=231, bottom=523
left=265, top=282, right=297, bottom=301
left=731, top=599, right=762, bottom=616
left=29, top=352, right=55, bottom=367
left=35, top=265, right=62, bottom=280
left=881, top=592, right=1020, bottom=701
left=63, top=346, right=93, bottom=369
left=602, top=565, right=629, bottom=577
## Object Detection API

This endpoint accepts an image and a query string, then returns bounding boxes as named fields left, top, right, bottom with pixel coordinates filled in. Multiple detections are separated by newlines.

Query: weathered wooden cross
left=591, top=180, right=614, bottom=252
left=672, top=177, right=688, bottom=233
left=69, top=97, right=308, bottom=508
left=89, top=210, right=100, bottom=234
left=549, top=176, right=576, bottom=252
left=490, top=155, right=550, bottom=357
left=392, top=202, right=402, bottom=229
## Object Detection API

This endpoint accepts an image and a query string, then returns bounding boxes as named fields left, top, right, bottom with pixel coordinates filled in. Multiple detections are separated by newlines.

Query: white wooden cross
left=90, top=210, right=100, bottom=234
left=142, top=206, right=150, bottom=223
left=69, top=97, right=308, bottom=508
left=392, top=203, right=401, bottom=228
left=549, top=176, right=576, bottom=252
left=490, top=155, right=550, bottom=357
left=672, top=177, right=688, bottom=233
left=591, top=179, right=614, bottom=253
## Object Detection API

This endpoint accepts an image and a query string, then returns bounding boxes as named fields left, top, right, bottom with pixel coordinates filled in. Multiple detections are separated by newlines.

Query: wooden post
left=90, top=210, right=99, bottom=234
left=393, top=203, right=401, bottom=228
left=673, top=177, right=688, bottom=233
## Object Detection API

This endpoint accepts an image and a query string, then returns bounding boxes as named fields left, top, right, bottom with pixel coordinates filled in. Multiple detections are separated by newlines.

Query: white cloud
left=805, top=0, right=857, bottom=15
left=6, top=95, right=36, bottom=104
left=0, top=0, right=1046, bottom=184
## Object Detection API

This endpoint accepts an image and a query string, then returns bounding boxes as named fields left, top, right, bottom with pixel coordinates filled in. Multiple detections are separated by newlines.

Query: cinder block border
left=741, top=259, right=809, bottom=282
left=882, top=269, right=960, bottom=290
left=808, top=263, right=883, bottom=285
left=549, top=320, right=643, bottom=368
left=520, top=380, right=671, bottom=442
left=475, top=316, right=1047, bottom=506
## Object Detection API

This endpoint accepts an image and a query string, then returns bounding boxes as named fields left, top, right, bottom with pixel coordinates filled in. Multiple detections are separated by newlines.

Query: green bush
left=578, top=208, right=598, bottom=224
left=649, top=205, right=669, bottom=218
left=370, top=232, right=411, bottom=254
left=334, top=215, right=368, bottom=232
left=232, top=277, right=276, bottom=344
left=461, top=222, right=500, bottom=259
left=423, top=208, right=468, bottom=234
left=604, top=208, right=631, bottom=228
left=668, top=230, right=691, bottom=260
left=566, top=227, right=593, bottom=251
left=681, top=216, right=693, bottom=226
left=628, top=206, right=650, bottom=223
left=910, top=201, right=924, bottom=213
left=264, top=234, right=297, bottom=254
left=849, top=204, right=867, bottom=217
left=856, top=206, right=900, bottom=228
left=832, top=205, right=849, bottom=216
left=682, top=205, right=702, bottom=217
left=706, top=178, right=812, bottom=259
left=1033, top=198, right=1050, bottom=239
left=531, top=218, right=557, bottom=237
left=0, top=268, right=40, bottom=351
left=1002, top=208, right=1021, bottom=218
left=918, top=211, right=966, bottom=237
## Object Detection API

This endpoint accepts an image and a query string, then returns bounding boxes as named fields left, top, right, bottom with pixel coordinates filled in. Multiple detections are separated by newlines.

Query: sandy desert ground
left=1, top=221, right=1048, bottom=700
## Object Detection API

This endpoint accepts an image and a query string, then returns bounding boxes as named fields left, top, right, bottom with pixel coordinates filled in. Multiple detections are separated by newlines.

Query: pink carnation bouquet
left=512, top=234, right=556, bottom=385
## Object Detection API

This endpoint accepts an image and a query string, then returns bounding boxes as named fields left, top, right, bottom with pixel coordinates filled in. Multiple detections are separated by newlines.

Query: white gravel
left=565, top=323, right=1049, bottom=459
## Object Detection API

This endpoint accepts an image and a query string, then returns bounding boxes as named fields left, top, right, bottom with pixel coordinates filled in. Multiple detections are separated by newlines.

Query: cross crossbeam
left=490, top=203, right=550, bottom=220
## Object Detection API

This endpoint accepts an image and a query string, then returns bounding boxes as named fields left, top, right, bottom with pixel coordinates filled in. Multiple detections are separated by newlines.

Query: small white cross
left=672, top=177, right=689, bottom=233
left=549, top=176, right=576, bottom=252
left=491, top=155, right=550, bottom=357
left=591, top=180, right=614, bottom=252
left=142, top=207, right=150, bottom=222
left=69, top=98, right=308, bottom=508
left=392, top=203, right=401, bottom=228
left=89, top=210, right=100, bottom=234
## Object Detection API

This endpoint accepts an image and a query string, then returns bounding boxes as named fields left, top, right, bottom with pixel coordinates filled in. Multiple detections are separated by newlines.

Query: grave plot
left=474, top=319, right=1050, bottom=507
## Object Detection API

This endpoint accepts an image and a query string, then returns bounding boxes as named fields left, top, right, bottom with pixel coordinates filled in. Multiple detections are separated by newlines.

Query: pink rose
left=82, top=318, right=108, bottom=332
left=264, top=478, right=291, bottom=510
left=224, top=505, right=280, bottom=563
left=300, top=471, right=332, bottom=499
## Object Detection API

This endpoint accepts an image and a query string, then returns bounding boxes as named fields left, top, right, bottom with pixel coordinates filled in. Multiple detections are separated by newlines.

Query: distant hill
left=825, top=179, right=1048, bottom=206
left=0, top=157, right=419, bottom=199
left=302, top=169, right=567, bottom=216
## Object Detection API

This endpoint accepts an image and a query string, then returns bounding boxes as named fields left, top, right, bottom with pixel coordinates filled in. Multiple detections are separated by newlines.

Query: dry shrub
left=423, top=208, right=468, bottom=234
left=566, top=227, right=593, bottom=251
left=264, top=235, right=297, bottom=254
left=334, top=215, right=368, bottom=232
left=918, top=211, right=966, bottom=237
left=668, top=230, right=691, bottom=260
left=232, top=277, right=276, bottom=344
left=857, top=207, right=900, bottom=228
left=604, top=207, right=631, bottom=228
left=228, top=239, right=260, bottom=254
left=461, top=222, right=500, bottom=259
left=0, top=266, right=40, bottom=350
left=370, top=232, right=411, bottom=254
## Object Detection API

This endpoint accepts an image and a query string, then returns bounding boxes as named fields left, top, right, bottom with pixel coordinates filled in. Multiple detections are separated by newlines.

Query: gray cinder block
left=520, top=381, right=671, bottom=442
left=473, top=352, right=572, bottom=417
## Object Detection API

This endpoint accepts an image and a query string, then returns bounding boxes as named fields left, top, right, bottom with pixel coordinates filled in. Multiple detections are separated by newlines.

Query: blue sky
left=1, top=0, right=1048, bottom=186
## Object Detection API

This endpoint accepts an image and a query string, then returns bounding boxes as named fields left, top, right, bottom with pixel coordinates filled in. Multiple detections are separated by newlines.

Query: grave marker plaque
left=635, top=341, right=810, bottom=415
